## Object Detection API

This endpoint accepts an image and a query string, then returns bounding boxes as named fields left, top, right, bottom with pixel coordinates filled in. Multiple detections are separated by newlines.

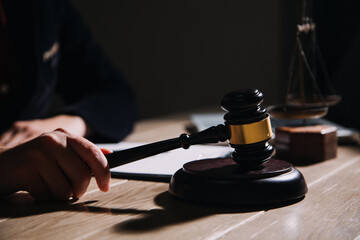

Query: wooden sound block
left=169, top=157, right=307, bottom=205
left=275, top=125, right=338, bottom=165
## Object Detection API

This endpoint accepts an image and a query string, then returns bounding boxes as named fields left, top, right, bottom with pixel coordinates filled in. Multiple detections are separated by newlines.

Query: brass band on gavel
left=227, top=115, right=272, bottom=145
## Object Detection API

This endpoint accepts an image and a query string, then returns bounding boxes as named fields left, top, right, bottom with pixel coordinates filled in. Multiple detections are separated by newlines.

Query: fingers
left=11, top=133, right=74, bottom=200
left=0, top=128, right=15, bottom=146
left=24, top=174, right=53, bottom=201
left=0, top=122, right=40, bottom=147
left=4, top=132, right=36, bottom=148
left=66, top=135, right=111, bottom=192
left=52, top=146, right=92, bottom=199
left=12, top=129, right=111, bottom=201
left=0, top=128, right=19, bottom=147
left=37, top=156, right=74, bottom=201
left=37, top=129, right=109, bottom=198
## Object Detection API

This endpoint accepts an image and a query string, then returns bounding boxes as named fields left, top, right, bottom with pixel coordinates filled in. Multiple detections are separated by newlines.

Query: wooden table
left=1, top=116, right=360, bottom=240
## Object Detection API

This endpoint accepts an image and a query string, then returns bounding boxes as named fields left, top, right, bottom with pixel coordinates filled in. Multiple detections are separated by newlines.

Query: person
left=0, top=128, right=111, bottom=201
left=0, top=0, right=136, bottom=147
left=0, top=0, right=136, bottom=200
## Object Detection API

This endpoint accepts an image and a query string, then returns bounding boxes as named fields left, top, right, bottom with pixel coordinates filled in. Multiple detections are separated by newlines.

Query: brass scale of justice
left=106, top=0, right=339, bottom=206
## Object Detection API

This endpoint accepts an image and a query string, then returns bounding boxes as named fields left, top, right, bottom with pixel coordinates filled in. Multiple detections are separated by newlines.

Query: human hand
left=0, top=115, right=89, bottom=148
left=0, top=128, right=111, bottom=201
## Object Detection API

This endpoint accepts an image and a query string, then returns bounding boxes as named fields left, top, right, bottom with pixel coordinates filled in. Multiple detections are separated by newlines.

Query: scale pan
left=323, top=94, right=341, bottom=106
left=267, top=104, right=328, bottom=119
left=286, top=94, right=341, bottom=108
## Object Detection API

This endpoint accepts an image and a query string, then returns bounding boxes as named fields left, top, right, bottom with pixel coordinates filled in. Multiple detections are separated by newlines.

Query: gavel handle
left=106, top=124, right=228, bottom=169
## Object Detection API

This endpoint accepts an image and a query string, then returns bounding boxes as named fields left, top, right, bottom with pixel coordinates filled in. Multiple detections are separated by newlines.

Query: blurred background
left=71, top=0, right=298, bottom=119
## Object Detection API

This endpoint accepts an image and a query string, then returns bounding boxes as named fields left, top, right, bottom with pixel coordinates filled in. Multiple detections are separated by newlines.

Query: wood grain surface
left=0, top=116, right=359, bottom=240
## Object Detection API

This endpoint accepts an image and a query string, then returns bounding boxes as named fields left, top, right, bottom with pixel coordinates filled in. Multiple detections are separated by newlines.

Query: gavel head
left=221, top=89, right=274, bottom=169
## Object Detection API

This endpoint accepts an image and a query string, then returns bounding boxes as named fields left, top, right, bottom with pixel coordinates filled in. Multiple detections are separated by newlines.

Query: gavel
left=106, top=88, right=308, bottom=205
left=106, top=88, right=273, bottom=170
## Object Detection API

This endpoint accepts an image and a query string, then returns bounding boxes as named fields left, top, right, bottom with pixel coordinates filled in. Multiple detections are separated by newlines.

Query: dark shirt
left=0, top=0, right=136, bottom=142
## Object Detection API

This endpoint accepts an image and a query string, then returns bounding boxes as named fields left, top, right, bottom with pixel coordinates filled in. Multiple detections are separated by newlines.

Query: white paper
left=97, top=142, right=232, bottom=177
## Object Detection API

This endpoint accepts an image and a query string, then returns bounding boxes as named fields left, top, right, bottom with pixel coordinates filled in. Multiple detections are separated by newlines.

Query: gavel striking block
left=106, top=89, right=308, bottom=205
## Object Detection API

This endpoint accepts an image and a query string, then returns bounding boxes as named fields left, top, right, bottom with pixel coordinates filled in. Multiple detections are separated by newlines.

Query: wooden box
left=275, top=125, right=338, bottom=165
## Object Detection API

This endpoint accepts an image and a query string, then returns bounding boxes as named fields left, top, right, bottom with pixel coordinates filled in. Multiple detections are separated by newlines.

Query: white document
left=97, top=142, right=233, bottom=181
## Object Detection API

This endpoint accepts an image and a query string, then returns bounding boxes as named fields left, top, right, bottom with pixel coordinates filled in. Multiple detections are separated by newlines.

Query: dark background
left=70, top=0, right=299, bottom=119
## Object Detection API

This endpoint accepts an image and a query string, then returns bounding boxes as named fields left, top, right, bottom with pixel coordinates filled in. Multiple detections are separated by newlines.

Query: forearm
left=0, top=114, right=92, bottom=148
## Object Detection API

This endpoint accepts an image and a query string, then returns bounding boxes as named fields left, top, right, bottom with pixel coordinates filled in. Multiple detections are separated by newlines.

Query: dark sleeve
left=56, top=0, right=136, bottom=142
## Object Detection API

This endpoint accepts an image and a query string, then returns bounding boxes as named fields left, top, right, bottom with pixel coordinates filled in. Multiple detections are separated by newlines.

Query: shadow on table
left=0, top=192, right=149, bottom=218
left=0, top=191, right=303, bottom=232
left=113, top=191, right=304, bottom=233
